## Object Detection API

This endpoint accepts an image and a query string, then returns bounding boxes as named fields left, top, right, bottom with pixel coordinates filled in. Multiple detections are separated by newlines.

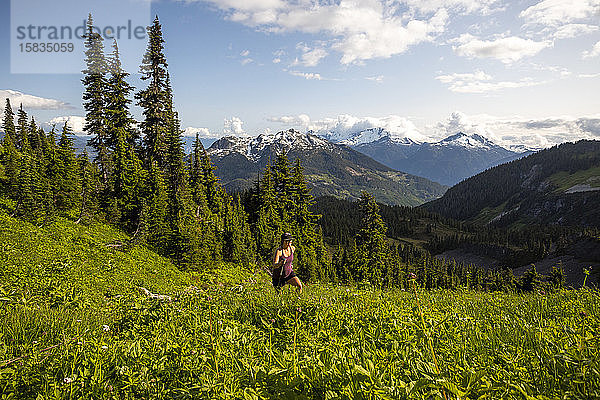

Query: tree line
left=0, top=14, right=564, bottom=292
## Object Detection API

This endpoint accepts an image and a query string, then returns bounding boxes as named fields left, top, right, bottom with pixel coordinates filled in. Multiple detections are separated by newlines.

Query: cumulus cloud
left=46, top=116, right=86, bottom=133
left=1, top=89, right=72, bottom=110
left=183, top=126, right=221, bottom=139
left=293, top=43, right=328, bottom=67
left=223, top=116, right=247, bottom=136
left=552, top=23, right=598, bottom=39
left=583, top=40, right=600, bottom=58
left=267, top=114, right=311, bottom=128
left=452, top=34, right=552, bottom=63
left=197, top=0, right=450, bottom=65
left=436, top=70, right=546, bottom=93
left=269, top=113, right=429, bottom=142
left=288, top=70, right=323, bottom=80
left=266, top=111, right=600, bottom=149
left=519, top=0, right=600, bottom=27
left=403, top=0, right=502, bottom=14
left=431, top=112, right=600, bottom=148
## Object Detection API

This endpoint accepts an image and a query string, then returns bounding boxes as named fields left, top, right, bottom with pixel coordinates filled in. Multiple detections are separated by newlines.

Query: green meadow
left=1, top=214, right=599, bottom=399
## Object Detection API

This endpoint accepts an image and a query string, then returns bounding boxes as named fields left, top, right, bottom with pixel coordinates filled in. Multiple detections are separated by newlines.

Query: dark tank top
left=279, top=247, right=294, bottom=277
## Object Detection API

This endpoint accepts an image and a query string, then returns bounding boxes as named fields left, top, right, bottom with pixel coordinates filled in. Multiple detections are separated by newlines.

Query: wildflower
left=102, top=325, right=110, bottom=332
left=270, top=318, right=275, bottom=324
left=101, top=345, right=108, bottom=350
left=33, top=341, right=38, bottom=345
left=76, top=319, right=82, bottom=322
left=297, top=306, right=302, bottom=313
left=218, top=320, right=222, bottom=325
left=408, top=273, right=417, bottom=280
left=64, top=377, right=73, bottom=384
left=580, top=311, right=587, bottom=318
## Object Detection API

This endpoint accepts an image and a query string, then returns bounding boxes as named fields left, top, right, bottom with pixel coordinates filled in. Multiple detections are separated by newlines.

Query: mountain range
left=206, top=129, right=447, bottom=206
left=422, top=139, right=600, bottom=228
left=313, top=127, right=539, bottom=186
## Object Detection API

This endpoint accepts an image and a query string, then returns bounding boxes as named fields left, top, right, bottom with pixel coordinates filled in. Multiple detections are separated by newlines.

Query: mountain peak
left=208, top=128, right=335, bottom=162
left=436, top=132, right=496, bottom=149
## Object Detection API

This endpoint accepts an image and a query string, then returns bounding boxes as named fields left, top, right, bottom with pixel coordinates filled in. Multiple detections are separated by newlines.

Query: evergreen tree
left=16, top=104, right=29, bottom=151
left=2, top=99, right=16, bottom=145
left=28, top=117, right=42, bottom=154
left=82, top=14, right=110, bottom=184
left=110, top=133, right=144, bottom=231
left=136, top=15, right=170, bottom=167
left=76, top=150, right=100, bottom=223
left=355, top=191, right=389, bottom=286
left=255, top=162, right=282, bottom=260
left=144, top=160, right=169, bottom=250
left=106, top=39, right=138, bottom=150
left=55, top=122, right=80, bottom=213
left=223, top=195, right=256, bottom=269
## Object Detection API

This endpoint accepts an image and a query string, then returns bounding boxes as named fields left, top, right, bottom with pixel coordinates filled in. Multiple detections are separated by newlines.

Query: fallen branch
left=139, top=287, right=173, bottom=302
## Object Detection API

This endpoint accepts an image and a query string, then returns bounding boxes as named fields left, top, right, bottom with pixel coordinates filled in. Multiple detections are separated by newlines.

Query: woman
left=272, top=232, right=303, bottom=293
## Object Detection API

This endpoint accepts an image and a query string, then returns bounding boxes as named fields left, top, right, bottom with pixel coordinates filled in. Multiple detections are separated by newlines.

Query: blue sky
left=1, top=0, right=599, bottom=149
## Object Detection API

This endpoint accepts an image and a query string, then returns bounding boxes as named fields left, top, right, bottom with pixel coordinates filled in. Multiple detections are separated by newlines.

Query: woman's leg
left=286, top=276, right=303, bottom=293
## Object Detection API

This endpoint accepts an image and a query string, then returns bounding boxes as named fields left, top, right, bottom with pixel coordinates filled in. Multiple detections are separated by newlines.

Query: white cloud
left=520, top=0, right=600, bottom=27
left=240, top=49, right=250, bottom=56
left=403, top=0, right=502, bottom=14
left=288, top=70, right=323, bottom=80
left=47, top=116, right=86, bottom=133
left=267, top=114, right=311, bottom=128
left=365, top=75, right=384, bottom=83
left=579, top=72, right=600, bottom=78
left=272, top=57, right=282, bottom=63
left=183, top=126, right=221, bottom=138
left=266, top=111, right=600, bottom=148
left=1, top=89, right=72, bottom=110
left=436, top=70, right=546, bottom=93
left=431, top=112, right=600, bottom=148
left=553, top=23, right=598, bottom=39
left=453, top=34, right=552, bottom=63
left=582, top=40, right=600, bottom=58
left=223, top=116, right=247, bottom=136
left=293, top=44, right=328, bottom=67
left=290, top=113, right=429, bottom=142
left=198, top=0, right=449, bottom=65
left=241, top=58, right=254, bottom=65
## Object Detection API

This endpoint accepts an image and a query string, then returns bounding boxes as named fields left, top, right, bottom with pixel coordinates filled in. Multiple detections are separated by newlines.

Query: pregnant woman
left=271, top=232, right=303, bottom=293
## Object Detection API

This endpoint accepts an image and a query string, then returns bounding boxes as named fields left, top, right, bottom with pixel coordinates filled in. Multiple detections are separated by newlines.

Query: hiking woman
left=272, top=232, right=303, bottom=293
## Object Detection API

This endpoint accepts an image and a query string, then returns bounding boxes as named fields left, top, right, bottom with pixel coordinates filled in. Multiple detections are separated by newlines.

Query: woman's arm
left=272, top=248, right=285, bottom=270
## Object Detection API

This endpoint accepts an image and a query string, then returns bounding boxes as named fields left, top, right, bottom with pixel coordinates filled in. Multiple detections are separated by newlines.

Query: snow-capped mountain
left=325, top=129, right=538, bottom=186
left=206, top=129, right=447, bottom=206
left=434, top=132, right=496, bottom=150
left=313, top=127, right=421, bottom=147
left=209, top=129, right=337, bottom=162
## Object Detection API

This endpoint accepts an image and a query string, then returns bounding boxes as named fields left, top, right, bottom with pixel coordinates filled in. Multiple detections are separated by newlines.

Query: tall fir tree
left=355, top=191, right=389, bottom=286
left=55, top=122, right=81, bottom=213
left=136, top=15, right=170, bottom=167
left=106, top=39, right=138, bottom=150
left=2, top=98, right=16, bottom=145
left=82, top=13, right=110, bottom=184
left=16, top=104, right=29, bottom=151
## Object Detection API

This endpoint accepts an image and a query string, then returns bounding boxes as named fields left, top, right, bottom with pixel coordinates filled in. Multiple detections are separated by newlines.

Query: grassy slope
left=1, top=214, right=599, bottom=398
left=0, top=214, right=192, bottom=303
left=548, top=165, right=600, bottom=192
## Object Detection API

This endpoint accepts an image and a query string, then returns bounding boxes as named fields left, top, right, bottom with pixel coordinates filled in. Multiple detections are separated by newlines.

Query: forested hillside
left=422, top=140, right=600, bottom=228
